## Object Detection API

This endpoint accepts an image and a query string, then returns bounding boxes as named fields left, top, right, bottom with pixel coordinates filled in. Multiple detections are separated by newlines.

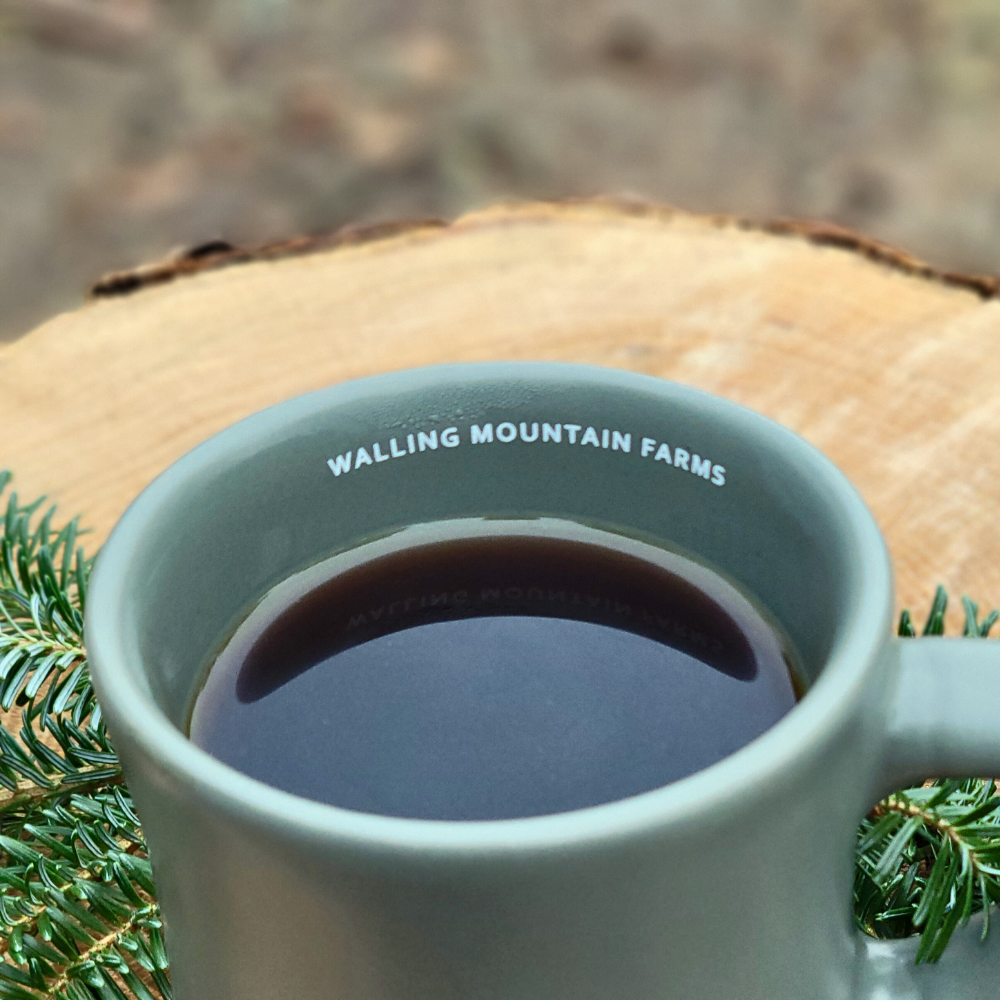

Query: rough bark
left=3, top=198, right=999, bottom=625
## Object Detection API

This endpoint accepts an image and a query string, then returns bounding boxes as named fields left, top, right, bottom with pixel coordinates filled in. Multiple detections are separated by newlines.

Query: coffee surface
left=189, top=521, right=801, bottom=820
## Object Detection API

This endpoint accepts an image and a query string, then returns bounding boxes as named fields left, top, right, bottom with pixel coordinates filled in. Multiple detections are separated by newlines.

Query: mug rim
left=85, top=362, right=894, bottom=854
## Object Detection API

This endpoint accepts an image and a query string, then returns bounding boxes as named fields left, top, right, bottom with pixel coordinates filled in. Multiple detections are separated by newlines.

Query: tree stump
left=3, top=199, right=999, bottom=627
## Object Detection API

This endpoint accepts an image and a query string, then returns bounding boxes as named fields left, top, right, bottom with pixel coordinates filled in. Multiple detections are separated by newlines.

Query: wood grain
left=3, top=199, right=999, bottom=627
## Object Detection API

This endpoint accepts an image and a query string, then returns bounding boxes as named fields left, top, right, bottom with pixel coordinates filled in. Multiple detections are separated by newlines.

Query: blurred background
left=2, top=0, right=1000, bottom=342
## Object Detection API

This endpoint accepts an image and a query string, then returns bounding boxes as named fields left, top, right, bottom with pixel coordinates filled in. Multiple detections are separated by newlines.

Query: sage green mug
left=84, top=362, right=1000, bottom=1000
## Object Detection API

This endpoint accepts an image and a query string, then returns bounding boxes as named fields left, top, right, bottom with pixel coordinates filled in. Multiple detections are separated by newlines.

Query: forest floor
left=3, top=0, right=1000, bottom=340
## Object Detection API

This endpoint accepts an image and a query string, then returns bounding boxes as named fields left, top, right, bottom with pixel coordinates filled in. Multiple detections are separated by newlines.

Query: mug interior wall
left=119, top=373, right=861, bottom=728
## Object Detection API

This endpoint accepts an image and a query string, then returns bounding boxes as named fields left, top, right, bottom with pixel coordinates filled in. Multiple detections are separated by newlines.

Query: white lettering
left=324, top=419, right=728, bottom=489
left=519, top=421, right=539, bottom=442
left=691, top=455, right=712, bottom=479
left=327, top=452, right=352, bottom=476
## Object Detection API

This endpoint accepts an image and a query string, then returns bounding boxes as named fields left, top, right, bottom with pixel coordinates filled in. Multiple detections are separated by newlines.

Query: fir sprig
left=0, top=472, right=168, bottom=1000
left=0, top=470, right=997, bottom=981
left=856, top=587, right=1000, bottom=962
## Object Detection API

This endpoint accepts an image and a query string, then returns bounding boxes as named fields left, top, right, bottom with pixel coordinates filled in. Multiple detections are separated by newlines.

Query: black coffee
left=189, top=520, right=803, bottom=821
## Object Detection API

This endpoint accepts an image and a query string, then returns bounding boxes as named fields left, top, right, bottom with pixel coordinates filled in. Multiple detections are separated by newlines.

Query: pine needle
left=857, top=596, right=1000, bottom=961
left=0, top=473, right=168, bottom=1000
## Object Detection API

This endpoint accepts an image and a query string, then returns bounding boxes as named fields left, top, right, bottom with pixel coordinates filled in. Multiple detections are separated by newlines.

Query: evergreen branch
left=857, top=589, right=1000, bottom=962
left=41, top=899, right=160, bottom=1000
left=0, top=606, right=85, bottom=663
left=0, top=774, right=126, bottom=821
left=0, top=473, right=165, bottom=1000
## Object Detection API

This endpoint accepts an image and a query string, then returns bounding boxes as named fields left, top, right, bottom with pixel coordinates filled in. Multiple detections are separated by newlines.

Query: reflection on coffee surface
left=189, top=520, right=804, bottom=820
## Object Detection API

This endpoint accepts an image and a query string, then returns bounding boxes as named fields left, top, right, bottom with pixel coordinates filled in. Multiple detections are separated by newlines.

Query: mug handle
left=858, top=637, right=1000, bottom=999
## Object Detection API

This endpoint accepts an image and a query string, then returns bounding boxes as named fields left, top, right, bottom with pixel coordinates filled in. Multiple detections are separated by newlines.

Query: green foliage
left=0, top=470, right=998, bottom=984
left=858, top=587, right=1000, bottom=963
left=0, top=472, right=168, bottom=999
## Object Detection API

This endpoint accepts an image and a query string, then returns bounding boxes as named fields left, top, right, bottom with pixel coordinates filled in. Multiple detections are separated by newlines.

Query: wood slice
left=3, top=199, right=999, bottom=628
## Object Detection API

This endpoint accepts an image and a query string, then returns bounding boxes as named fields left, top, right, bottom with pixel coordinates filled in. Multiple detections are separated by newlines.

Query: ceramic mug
left=84, top=362, right=1000, bottom=1000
